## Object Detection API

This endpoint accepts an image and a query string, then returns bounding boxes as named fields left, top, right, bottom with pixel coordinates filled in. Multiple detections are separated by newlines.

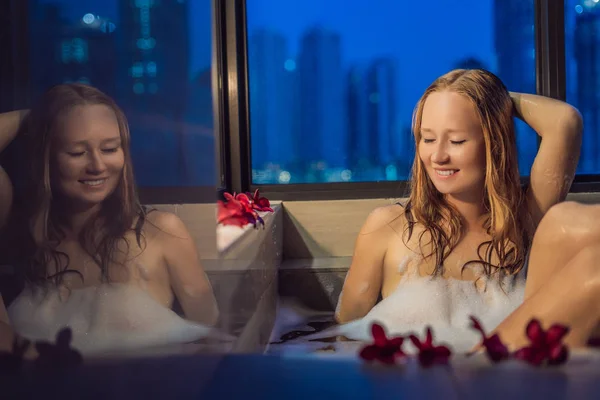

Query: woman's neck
left=55, top=202, right=102, bottom=237
left=446, top=193, right=487, bottom=232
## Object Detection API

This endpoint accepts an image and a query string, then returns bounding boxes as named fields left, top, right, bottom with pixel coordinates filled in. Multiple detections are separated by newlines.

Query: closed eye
left=450, top=140, right=466, bottom=145
left=102, top=147, right=119, bottom=153
left=422, top=139, right=435, bottom=143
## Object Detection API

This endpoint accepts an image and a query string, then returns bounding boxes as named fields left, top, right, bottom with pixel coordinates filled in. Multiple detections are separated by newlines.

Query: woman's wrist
left=508, top=91, right=524, bottom=120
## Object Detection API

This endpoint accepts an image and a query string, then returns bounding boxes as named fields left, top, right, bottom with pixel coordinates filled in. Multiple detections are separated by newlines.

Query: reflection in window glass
left=247, top=0, right=537, bottom=184
left=566, top=0, right=600, bottom=174
left=28, top=0, right=214, bottom=186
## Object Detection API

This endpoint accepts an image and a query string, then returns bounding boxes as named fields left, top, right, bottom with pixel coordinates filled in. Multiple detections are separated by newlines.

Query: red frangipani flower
left=359, top=323, right=406, bottom=365
left=408, top=327, right=452, bottom=367
left=34, top=328, right=83, bottom=369
left=513, top=319, right=570, bottom=366
left=217, top=198, right=259, bottom=227
left=468, top=316, right=510, bottom=362
left=217, top=191, right=273, bottom=228
left=248, top=189, right=273, bottom=212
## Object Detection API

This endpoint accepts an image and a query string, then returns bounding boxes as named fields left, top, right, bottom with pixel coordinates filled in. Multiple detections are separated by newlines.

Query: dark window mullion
left=534, top=0, right=566, bottom=101
left=217, top=0, right=251, bottom=195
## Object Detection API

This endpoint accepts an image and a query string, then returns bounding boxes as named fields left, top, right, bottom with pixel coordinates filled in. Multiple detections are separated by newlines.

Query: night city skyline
left=247, top=0, right=538, bottom=183
left=14, top=0, right=600, bottom=185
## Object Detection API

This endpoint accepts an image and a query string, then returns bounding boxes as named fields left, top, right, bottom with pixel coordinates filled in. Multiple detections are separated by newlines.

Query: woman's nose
left=431, top=143, right=450, bottom=164
left=87, top=151, right=107, bottom=173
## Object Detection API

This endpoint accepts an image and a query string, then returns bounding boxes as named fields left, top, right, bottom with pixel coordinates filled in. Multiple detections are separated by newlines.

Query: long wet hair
left=5, top=83, right=148, bottom=286
left=403, top=69, right=531, bottom=279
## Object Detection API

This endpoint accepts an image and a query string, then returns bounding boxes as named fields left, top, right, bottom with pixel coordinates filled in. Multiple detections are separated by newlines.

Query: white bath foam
left=8, top=283, right=233, bottom=355
left=299, top=272, right=526, bottom=354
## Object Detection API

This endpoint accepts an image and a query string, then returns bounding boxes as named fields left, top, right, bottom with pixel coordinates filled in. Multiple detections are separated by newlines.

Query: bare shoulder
left=362, top=204, right=406, bottom=233
left=354, top=203, right=409, bottom=254
left=361, top=203, right=408, bottom=236
left=143, top=210, right=192, bottom=241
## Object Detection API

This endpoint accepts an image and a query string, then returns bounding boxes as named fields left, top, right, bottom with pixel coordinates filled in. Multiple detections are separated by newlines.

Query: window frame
left=0, top=0, right=30, bottom=112
left=0, top=0, right=218, bottom=205
left=218, top=0, right=600, bottom=200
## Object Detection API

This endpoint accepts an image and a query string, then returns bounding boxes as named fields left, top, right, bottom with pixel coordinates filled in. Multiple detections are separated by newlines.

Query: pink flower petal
left=425, top=327, right=433, bottom=346
left=525, top=319, right=544, bottom=343
left=485, top=334, right=510, bottom=362
left=546, top=324, right=570, bottom=344
left=514, top=346, right=545, bottom=366
left=359, top=345, right=379, bottom=361
left=371, top=323, right=387, bottom=346
left=409, top=334, right=423, bottom=350
left=548, top=344, right=569, bottom=366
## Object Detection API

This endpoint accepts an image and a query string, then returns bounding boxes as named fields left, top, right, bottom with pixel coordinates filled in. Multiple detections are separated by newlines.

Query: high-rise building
left=247, top=28, right=296, bottom=172
left=494, top=0, right=536, bottom=94
left=117, top=0, right=189, bottom=185
left=347, top=64, right=370, bottom=168
left=574, top=1, right=600, bottom=172
left=183, top=68, right=216, bottom=186
left=347, top=59, right=404, bottom=181
left=297, top=26, right=346, bottom=169
left=366, top=58, right=398, bottom=167
left=494, top=0, right=537, bottom=175
left=29, top=4, right=117, bottom=100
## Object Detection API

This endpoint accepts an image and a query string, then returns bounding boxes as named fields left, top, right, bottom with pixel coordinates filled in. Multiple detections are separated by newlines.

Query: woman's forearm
left=0, top=110, right=29, bottom=153
left=509, top=92, right=582, bottom=139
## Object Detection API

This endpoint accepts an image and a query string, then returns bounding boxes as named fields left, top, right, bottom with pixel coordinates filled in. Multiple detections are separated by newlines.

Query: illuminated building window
left=133, top=82, right=145, bottom=94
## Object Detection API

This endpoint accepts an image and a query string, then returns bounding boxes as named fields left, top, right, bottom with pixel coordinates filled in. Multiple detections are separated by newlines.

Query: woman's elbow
left=334, top=291, right=375, bottom=324
left=561, top=105, right=583, bottom=138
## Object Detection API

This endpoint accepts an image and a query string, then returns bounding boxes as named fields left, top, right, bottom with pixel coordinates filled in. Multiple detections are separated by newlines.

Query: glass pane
left=566, top=0, right=599, bottom=174
left=0, top=0, right=230, bottom=366
left=247, top=0, right=537, bottom=184
left=28, top=0, right=215, bottom=187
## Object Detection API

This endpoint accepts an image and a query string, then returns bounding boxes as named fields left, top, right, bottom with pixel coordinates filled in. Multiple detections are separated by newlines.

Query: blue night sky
left=246, top=0, right=497, bottom=125
left=37, top=0, right=500, bottom=125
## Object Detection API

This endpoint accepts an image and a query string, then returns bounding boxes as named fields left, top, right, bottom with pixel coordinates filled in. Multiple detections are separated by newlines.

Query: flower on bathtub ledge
left=34, top=327, right=83, bottom=369
left=217, top=190, right=273, bottom=229
left=359, top=317, right=571, bottom=369
left=409, top=327, right=452, bottom=367
left=247, top=189, right=274, bottom=212
left=513, top=319, right=570, bottom=366
left=359, top=323, right=451, bottom=368
left=359, top=323, right=406, bottom=365
left=468, top=316, right=510, bottom=362
left=0, top=327, right=83, bottom=373
left=468, top=315, right=570, bottom=366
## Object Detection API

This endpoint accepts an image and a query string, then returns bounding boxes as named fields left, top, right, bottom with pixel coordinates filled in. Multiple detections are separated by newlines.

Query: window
left=246, top=0, right=538, bottom=185
left=22, top=0, right=215, bottom=187
left=566, top=0, right=600, bottom=175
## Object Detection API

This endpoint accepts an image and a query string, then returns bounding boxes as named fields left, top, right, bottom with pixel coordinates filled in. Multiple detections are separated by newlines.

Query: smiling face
left=51, top=104, right=125, bottom=207
left=418, top=90, right=487, bottom=200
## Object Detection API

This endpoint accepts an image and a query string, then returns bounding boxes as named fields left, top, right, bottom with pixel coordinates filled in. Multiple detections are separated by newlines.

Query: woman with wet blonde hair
left=405, top=69, right=530, bottom=281
left=335, top=68, right=596, bottom=351
left=0, top=83, right=219, bottom=356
